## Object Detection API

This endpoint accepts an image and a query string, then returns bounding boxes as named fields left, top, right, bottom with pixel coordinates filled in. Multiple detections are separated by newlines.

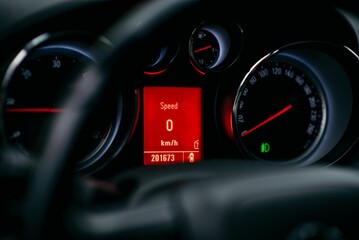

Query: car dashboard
left=2, top=1, right=359, bottom=239
left=0, top=0, right=359, bottom=178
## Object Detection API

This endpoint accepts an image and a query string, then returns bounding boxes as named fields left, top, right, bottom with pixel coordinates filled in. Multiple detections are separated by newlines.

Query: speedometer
left=232, top=42, right=355, bottom=165
left=233, top=59, right=326, bottom=162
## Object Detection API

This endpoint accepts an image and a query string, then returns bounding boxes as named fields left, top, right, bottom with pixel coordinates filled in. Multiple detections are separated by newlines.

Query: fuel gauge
left=189, top=22, right=243, bottom=72
left=190, top=27, right=221, bottom=69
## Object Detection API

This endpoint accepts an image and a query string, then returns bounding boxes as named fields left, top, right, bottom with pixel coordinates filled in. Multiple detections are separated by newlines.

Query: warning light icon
left=260, top=142, right=270, bottom=153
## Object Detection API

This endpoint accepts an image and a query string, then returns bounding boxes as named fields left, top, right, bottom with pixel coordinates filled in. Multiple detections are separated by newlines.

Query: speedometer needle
left=241, top=104, right=292, bottom=137
left=5, top=108, right=64, bottom=113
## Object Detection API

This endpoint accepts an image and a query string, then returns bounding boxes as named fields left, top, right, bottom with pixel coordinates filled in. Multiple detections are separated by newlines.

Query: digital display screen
left=143, top=86, right=202, bottom=165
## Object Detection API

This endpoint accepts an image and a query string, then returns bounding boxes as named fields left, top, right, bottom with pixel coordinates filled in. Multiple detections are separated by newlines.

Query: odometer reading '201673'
left=233, top=60, right=326, bottom=162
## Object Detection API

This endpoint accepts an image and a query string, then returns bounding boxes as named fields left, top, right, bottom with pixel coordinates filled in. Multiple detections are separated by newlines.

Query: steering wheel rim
left=21, top=0, right=201, bottom=239
left=14, top=0, right=359, bottom=239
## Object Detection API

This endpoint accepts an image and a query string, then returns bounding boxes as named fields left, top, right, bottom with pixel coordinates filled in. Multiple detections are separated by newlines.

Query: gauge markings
left=241, top=104, right=292, bottom=137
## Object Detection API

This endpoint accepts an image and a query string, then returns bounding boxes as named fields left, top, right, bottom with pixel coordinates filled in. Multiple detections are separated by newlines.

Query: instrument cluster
left=0, top=1, right=358, bottom=176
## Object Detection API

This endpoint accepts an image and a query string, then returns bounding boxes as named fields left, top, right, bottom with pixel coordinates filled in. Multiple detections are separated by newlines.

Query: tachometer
left=0, top=34, right=123, bottom=173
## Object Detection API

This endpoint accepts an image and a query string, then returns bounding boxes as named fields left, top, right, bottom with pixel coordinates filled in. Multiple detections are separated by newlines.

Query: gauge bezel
left=143, top=41, right=180, bottom=75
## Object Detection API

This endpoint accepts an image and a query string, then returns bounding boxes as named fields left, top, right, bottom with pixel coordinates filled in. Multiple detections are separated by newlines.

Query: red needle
left=241, top=104, right=292, bottom=137
left=5, top=108, right=64, bottom=113
left=194, top=45, right=212, bottom=53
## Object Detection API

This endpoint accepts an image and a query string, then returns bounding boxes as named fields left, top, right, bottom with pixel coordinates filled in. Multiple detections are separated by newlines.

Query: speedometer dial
left=233, top=60, right=326, bottom=162
left=232, top=42, right=356, bottom=165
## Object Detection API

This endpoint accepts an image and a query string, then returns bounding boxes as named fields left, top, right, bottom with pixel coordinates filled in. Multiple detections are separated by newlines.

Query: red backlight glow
left=143, top=86, right=202, bottom=165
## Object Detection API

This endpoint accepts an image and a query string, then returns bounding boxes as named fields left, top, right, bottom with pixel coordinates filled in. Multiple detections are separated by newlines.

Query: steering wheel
left=3, top=0, right=359, bottom=239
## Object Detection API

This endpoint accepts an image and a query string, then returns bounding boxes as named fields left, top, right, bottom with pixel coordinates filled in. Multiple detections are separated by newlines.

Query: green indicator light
left=260, top=142, right=270, bottom=153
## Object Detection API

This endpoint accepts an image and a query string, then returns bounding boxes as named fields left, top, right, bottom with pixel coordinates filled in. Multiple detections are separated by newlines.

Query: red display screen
left=143, top=86, right=202, bottom=165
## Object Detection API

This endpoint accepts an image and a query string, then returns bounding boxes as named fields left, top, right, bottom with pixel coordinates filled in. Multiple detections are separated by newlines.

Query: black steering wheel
left=3, top=0, right=359, bottom=239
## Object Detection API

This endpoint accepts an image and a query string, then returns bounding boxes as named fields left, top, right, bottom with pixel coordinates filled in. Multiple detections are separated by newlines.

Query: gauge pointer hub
left=241, top=104, right=292, bottom=137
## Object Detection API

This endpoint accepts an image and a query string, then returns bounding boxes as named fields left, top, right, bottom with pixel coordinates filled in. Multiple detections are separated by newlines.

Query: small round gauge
left=190, top=27, right=221, bottom=68
left=232, top=43, right=354, bottom=165
left=0, top=37, right=122, bottom=173
left=189, top=22, right=242, bottom=72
